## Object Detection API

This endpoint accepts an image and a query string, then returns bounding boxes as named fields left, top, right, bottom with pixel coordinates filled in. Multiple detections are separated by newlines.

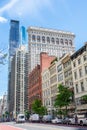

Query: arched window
left=42, top=36, right=45, bottom=43
left=51, top=37, right=55, bottom=43
left=61, top=39, right=64, bottom=44
left=47, top=37, right=50, bottom=43
left=37, top=35, right=40, bottom=42
left=32, top=35, right=36, bottom=41
left=56, top=38, right=59, bottom=44
left=65, top=39, right=68, bottom=45
left=69, top=40, right=72, bottom=46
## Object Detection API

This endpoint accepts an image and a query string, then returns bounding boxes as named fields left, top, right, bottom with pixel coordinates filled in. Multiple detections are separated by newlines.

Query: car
left=16, top=114, right=25, bottom=123
left=42, top=115, right=52, bottom=123
left=69, top=113, right=87, bottom=126
left=29, top=114, right=40, bottom=122
left=62, top=117, right=71, bottom=124
left=68, top=118, right=76, bottom=125
left=77, top=114, right=87, bottom=126
left=51, top=117, right=62, bottom=124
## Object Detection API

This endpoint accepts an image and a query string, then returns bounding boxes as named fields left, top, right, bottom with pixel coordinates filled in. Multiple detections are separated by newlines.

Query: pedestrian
left=75, top=115, right=78, bottom=125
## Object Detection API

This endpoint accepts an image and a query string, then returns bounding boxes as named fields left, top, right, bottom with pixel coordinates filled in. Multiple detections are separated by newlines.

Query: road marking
left=25, top=123, right=64, bottom=130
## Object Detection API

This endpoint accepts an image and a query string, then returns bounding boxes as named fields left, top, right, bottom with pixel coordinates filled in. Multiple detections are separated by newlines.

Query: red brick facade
left=28, top=53, right=56, bottom=111
left=40, top=52, right=56, bottom=72
left=28, top=65, right=42, bottom=110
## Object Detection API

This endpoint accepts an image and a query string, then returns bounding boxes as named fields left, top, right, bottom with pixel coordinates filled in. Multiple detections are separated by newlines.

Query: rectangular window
left=73, top=62, right=76, bottom=67
left=78, top=58, right=81, bottom=65
left=57, top=64, right=62, bottom=72
left=85, top=66, right=87, bottom=74
left=81, top=82, right=84, bottom=91
left=64, top=71, right=68, bottom=78
left=74, top=71, right=77, bottom=80
left=79, top=69, right=82, bottom=77
left=58, top=73, right=63, bottom=81
left=76, top=84, right=78, bottom=93
left=83, top=55, right=87, bottom=61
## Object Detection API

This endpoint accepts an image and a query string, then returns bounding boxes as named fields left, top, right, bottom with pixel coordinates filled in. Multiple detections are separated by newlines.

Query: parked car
left=68, top=113, right=87, bottom=126
left=42, top=115, right=52, bottom=123
left=51, top=117, right=62, bottom=124
left=62, top=117, right=71, bottom=124
left=16, top=114, right=25, bottom=123
left=77, top=114, right=87, bottom=126
left=68, top=118, right=76, bottom=125
left=29, top=114, right=40, bottom=122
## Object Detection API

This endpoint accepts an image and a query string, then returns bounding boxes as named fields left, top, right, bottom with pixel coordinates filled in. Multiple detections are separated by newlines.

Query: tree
left=81, top=95, right=87, bottom=103
left=32, top=99, right=47, bottom=116
left=4, top=111, right=10, bottom=118
left=24, top=110, right=30, bottom=120
left=54, top=84, right=73, bottom=116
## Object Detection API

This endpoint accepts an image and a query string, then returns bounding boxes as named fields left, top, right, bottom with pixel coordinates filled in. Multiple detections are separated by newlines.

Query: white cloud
left=0, top=16, right=8, bottom=23
left=0, top=0, right=52, bottom=18
left=0, top=0, right=19, bottom=14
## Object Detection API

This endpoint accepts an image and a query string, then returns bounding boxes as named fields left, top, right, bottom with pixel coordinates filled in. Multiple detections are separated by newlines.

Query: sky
left=0, top=0, right=87, bottom=98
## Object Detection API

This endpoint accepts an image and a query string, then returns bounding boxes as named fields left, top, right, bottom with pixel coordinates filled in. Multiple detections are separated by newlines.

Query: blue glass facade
left=9, top=20, right=20, bottom=57
left=20, top=26, right=26, bottom=45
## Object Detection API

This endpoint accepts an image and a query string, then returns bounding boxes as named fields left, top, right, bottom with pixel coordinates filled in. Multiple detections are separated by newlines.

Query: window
left=69, top=40, right=72, bottom=46
left=85, top=66, right=87, bottom=74
left=76, top=84, right=78, bottom=93
left=57, top=64, right=62, bottom=72
left=81, top=82, right=84, bottom=91
left=56, top=38, right=59, bottom=44
left=83, top=55, right=87, bottom=61
left=58, top=73, right=63, bottom=81
left=51, top=37, right=55, bottom=43
left=65, top=39, right=68, bottom=45
left=79, top=68, right=82, bottom=77
left=37, top=36, right=40, bottom=42
left=47, top=37, right=50, bottom=43
left=73, top=62, right=76, bottom=67
left=78, top=58, right=81, bottom=65
left=74, top=71, right=77, bottom=80
left=61, top=39, right=64, bottom=44
left=64, top=71, right=68, bottom=78
left=42, top=36, right=45, bottom=43
left=32, top=35, right=36, bottom=41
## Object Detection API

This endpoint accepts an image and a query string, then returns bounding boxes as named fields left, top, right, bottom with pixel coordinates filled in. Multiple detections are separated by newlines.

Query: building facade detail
left=27, top=26, right=75, bottom=73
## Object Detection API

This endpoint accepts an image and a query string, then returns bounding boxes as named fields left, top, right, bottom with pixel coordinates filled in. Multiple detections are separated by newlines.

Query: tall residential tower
left=10, top=46, right=29, bottom=117
left=9, top=20, right=20, bottom=58
left=8, top=20, right=20, bottom=112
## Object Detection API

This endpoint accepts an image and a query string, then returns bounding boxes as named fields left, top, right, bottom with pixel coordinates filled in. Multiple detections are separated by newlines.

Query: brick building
left=28, top=52, right=55, bottom=111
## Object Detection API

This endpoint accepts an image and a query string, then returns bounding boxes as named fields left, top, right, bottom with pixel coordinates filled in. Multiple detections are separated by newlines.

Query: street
left=0, top=122, right=87, bottom=130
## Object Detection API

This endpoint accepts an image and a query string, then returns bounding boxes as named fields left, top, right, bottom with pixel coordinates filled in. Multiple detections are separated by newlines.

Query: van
left=16, top=114, right=25, bottom=123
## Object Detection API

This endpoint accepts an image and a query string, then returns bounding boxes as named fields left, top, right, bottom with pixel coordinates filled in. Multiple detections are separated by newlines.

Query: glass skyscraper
left=9, top=20, right=20, bottom=57
left=8, top=20, right=20, bottom=113
left=20, top=26, right=26, bottom=45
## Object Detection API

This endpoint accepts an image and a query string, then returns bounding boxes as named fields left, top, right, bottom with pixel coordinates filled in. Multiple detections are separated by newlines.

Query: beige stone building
left=42, top=54, right=75, bottom=115
left=42, top=44, right=87, bottom=115
left=71, top=43, right=87, bottom=114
